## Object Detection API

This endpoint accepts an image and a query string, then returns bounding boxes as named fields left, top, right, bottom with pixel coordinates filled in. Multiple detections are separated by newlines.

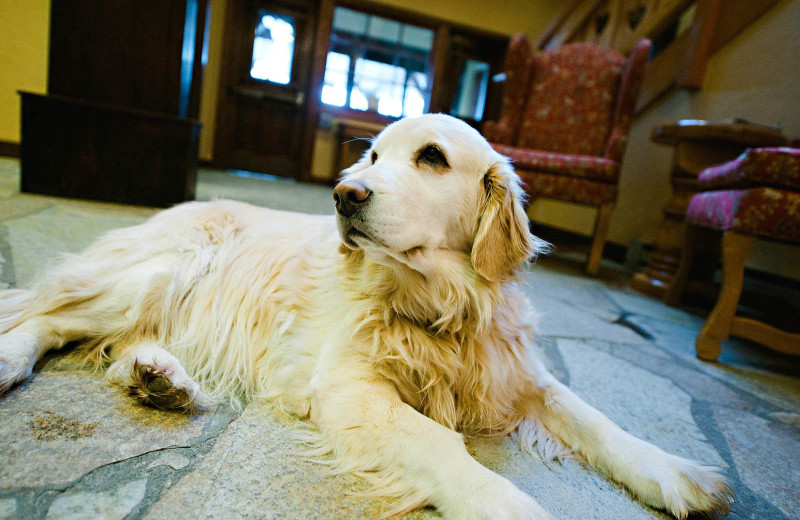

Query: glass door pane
left=250, top=10, right=296, bottom=84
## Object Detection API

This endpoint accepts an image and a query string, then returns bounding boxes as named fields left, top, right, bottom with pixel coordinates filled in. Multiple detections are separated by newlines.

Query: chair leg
left=664, top=224, right=699, bottom=307
left=586, top=203, right=613, bottom=276
left=696, top=231, right=755, bottom=361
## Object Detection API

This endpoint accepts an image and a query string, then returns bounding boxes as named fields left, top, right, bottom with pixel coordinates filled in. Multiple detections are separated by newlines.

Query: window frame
left=316, top=0, right=509, bottom=129
left=325, top=13, right=434, bottom=117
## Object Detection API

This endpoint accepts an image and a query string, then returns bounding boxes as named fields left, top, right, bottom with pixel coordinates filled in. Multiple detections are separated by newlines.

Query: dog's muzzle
left=333, top=180, right=372, bottom=218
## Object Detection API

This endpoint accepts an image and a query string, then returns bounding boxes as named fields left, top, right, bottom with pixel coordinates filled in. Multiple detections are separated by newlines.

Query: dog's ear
left=471, top=160, right=548, bottom=281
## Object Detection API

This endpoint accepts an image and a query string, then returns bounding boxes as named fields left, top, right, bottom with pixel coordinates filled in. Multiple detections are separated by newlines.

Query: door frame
left=213, top=0, right=333, bottom=181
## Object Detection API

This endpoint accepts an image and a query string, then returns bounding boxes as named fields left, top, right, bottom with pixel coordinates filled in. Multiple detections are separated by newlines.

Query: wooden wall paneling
left=540, top=0, right=784, bottom=112
left=302, top=0, right=335, bottom=181
left=676, top=0, right=722, bottom=88
left=429, top=24, right=452, bottom=115
left=539, top=0, right=604, bottom=50
left=23, top=0, right=207, bottom=207
left=709, top=0, right=784, bottom=54
left=20, top=93, right=200, bottom=207
left=187, top=0, right=213, bottom=119
left=614, top=0, right=695, bottom=53
left=212, top=0, right=247, bottom=169
left=636, top=28, right=691, bottom=111
left=613, top=0, right=661, bottom=52
left=48, top=0, right=190, bottom=116
left=536, top=0, right=582, bottom=49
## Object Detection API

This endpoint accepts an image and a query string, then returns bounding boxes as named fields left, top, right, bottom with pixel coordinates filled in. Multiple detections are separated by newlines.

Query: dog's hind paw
left=128, top=360, right=213, bottom=413
left=107, top=345, right=214, bottom=414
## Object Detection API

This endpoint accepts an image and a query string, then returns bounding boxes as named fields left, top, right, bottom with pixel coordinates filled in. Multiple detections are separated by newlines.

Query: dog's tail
left=0, top=289, right=33, bottom=334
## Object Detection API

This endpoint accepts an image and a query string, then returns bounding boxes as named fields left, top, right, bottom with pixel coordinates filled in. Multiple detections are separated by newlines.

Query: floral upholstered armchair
left=484, top=35, right=651, bottom=275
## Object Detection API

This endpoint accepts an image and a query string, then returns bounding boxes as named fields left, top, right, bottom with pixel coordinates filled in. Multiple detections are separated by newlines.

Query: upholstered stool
left=665, top=147, right=800, bottom=360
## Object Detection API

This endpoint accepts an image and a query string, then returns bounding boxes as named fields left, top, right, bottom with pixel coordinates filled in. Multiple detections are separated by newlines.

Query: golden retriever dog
left=0, top=114, right=731, bottom=519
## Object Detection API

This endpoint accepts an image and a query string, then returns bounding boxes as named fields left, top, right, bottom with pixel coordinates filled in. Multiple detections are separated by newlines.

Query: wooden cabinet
left=20, top=0, right=210, bottom=207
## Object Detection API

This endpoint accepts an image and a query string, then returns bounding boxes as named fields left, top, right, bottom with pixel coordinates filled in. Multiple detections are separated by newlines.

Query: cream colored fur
left=0, top=115, right=731, bottom=519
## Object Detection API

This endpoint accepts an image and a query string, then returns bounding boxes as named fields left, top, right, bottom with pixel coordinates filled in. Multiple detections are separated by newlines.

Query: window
left=450, top=59, right=490, bottom=121
left=250, top=10, right=296, bottom=84
left=321, top=7, right=434, bottom=118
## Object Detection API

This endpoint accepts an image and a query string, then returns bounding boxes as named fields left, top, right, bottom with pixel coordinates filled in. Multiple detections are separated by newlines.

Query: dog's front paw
left=441, top=471, right=558, bottom=520
left=646, top=455, right=733, bottom=519
left=0, top=332, right=39, bottom=394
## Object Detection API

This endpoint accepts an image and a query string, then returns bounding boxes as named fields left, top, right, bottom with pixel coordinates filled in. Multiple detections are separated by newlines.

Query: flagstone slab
left=0, top=498, right=16, bottom=519
left=603, top=288, right=705, bottom=327
left=45, top=479, right=147, bottom=520
left=469, top=435, right=671, bottom=520
left=713, top=407, right=800, bottom=519
left=523, top=267, right=621, bottom=323
left=626, top=314, right=800, bottom=412
left=144, top=401, right=432, bottom=520
left=557, top=338, right=725, bottom=466
left=0, top=368, right=211, bottom=488
left=530, top=294, right=648, bottom=345
left=6, top=207, right=148, bottom=286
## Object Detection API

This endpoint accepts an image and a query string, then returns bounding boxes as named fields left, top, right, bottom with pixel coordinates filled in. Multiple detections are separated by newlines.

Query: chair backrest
left=496, top=35, right=651, bottom=161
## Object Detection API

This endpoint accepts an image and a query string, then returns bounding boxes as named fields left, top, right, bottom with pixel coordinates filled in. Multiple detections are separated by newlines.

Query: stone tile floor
left=0, top=158, right=798, bottom=519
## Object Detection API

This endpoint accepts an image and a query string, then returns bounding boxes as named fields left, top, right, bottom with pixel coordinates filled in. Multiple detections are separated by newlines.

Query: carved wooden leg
left=696, top=231, right=755, bottom=361
left=664, top=224, right=699, bottom=306
left=586, top=203, right=614, bottom=276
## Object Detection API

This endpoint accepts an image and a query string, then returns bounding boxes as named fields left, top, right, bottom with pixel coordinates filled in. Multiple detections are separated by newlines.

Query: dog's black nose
left=333, top=180, right=372, bottom=218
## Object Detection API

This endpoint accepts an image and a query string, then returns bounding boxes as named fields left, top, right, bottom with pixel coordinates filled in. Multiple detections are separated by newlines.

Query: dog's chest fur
left=343, top=252, right=536, bottom=433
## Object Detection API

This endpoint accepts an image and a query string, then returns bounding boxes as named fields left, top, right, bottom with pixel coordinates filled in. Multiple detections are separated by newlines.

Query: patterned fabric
left=485, top=34, right=535, bottom=145
left=687, top=188, right=800, bottom=242
left=604, top=39, right=652, bottom=162
left=517, top=43, right=626, bottom=157
left=483, top=120, right=514, bottom=145
left=518, top=170, right=617, bottom=206
left=698, top=147, right=800, bottom=191
left=493, top=143, right=619, bottom=182
left=483, top=37, right=650, bottom=209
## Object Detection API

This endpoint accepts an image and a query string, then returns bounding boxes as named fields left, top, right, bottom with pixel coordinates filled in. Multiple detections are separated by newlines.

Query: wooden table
left=331, top=118, right=388, bottom=178
left=631, top=119, right=788, bottom=298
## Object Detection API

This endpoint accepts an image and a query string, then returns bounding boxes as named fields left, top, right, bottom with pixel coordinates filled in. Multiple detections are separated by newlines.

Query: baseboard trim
left=530, top=223, right=629, bottom=264
left=0, top=140, right=20, bottom=157
left=531, top=222, right=800, bottom=290
left=744, top=266, right=800, bottom=291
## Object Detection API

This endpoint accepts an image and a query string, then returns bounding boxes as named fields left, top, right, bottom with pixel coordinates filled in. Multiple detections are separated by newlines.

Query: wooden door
left=214, top=0, right=320, bottom=179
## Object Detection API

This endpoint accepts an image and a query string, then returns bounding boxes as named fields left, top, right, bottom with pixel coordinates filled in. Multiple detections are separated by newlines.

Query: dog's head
left=334, top=114, right=547, bottom=281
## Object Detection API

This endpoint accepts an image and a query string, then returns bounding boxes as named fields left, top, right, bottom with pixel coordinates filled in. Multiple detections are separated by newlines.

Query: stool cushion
left=518, top=169, right=617, bottom=205
left=698, top=147, right=800, bottom=191
left=687, top=187, right=800, bottom=242
left=493, top=143, right=619, bottom=182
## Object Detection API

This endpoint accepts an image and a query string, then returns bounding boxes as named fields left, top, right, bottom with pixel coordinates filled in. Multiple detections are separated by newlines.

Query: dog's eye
left=371, top=151, right=378, bottom=164
left=418, top=145, right=448, bottom=168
